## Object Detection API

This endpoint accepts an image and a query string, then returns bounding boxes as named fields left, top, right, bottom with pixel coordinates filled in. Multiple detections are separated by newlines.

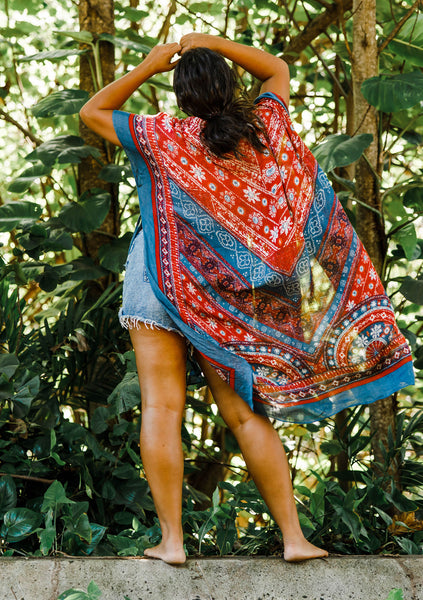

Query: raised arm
left=79, top=43, right=181, bottom=146
left=179, top=34, right=290, bottom=106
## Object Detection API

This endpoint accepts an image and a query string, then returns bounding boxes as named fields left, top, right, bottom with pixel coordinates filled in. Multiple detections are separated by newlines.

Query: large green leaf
left=32, top=90, right=89, bottom=118
left=0, top=22, right=38, bottom=37
left=0, top=354, right=19, bottom=379
left=41, top=481, right=74, bottom=513
left=99, top=32, right=151, bottom=53
left=114, top=478, right=153, bottom=510
left=298, top=511, right=316, bottom=532
left=404, top=187, right=423, bottom=211
left=391, top=222, right=418, bottom=260
left=57, top=591, right=90, bottom=600
left=7, top=163, right=51, bottom=194
left=57, top=582, right=101, bottom=600
left=386, top=484, right=418, bottom=512
left=361, top=71, right=423, bottom=112
left=68, top=257, right=108, bottom=281
left=98, top=163, right=133, bottom=183
left=0, top=476, right=17, bottom=515
left=0, top=201, right=42, bottom=231
left=36, top=263, right=74, bottom=292
left=67, top=501, right=90, bottom=523
left=398, top=276, right=423, bottom=305
left=45, top=229, right=74, bottom=251
left=388, top=14, right=423, bottom=67
left=119, top=7, right=149, bottom=21
left=331, top=40, right=351, bottom=62
left=59, top=191, right=111, bottom=233
left=98, top=232, right=132, bottom=273
left=108, top=371, right=141, bottom=415
left=386, top=589, right=404, bottom=600
left=58, top=582, right=102, bottom=600
left=309, top=482, right=325, bottom=525
left=38, top=526, right=56, bottom=555
left=312, top=134, right=373, bottom=172
left=86, top=581, right=102, bottom=599
left=2, top=508, right=43, bottom=542
left=54, top=30, right=93, bottom=44
left=20, top=49, right=87, bottom=62
left=0, top=377, right=13, bottom=402
left=91, top=406, right=110, bottom=434
left=66, top=513, right=92, bottom=543
left=320, top=440, right=343, bottom=456
left=26, top=135, right=100, bottom=166
left=12, top=373, right=40, bottom=418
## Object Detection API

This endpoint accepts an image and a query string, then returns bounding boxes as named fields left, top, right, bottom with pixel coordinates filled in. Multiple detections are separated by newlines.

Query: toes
left=143, top=546, right=186, bottom=565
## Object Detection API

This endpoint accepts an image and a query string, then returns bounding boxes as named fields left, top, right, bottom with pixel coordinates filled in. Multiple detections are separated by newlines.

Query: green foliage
left=0, top=0, right=422, bottom=562
left=7, top=164, right=52, bottom=194
left=385, top=590, right=404, bottom=600
left=27, top=136, right=100, bottom=166
left=296, top=411, right=423, bottom=556
left=59, top=191, right=111, bottom=233
left=20, top=49, right=87, bottom=63
left=57, top=582, right=133, bottom=600
left=32, top=90, right=90, bottom=118
left=312, top=134, right=373, bottom=172
left=57, top=582, right=102, bottom=600
left=0, top=201, right=43, bottom=232
left=361, top=71, right=423, bottom=113
left=388, top=13, right=423, bottom=68
left=56, top=583, right=403, bottom=600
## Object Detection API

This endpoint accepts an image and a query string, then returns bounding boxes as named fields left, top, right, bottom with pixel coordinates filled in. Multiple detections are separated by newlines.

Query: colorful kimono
left=113, top=92, right=414, bottom=424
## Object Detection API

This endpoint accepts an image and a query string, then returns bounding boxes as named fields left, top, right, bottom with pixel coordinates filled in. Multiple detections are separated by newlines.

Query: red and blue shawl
left=113, top=92, right=414, bottom=424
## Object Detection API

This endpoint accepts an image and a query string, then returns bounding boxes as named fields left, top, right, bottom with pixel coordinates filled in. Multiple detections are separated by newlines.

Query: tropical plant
left=0, top=0, right=422, bottom=560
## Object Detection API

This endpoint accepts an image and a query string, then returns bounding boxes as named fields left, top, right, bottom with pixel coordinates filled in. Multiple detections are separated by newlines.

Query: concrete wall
left=1, top=556, right=422, bottom=600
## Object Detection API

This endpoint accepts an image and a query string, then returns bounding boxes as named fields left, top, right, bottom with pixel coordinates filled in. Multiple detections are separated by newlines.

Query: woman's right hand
left=178, top=33, right=290, bottom=106
left=179, top=33, right=220, bottom=54
left=144, top=42, right=181, bottom=72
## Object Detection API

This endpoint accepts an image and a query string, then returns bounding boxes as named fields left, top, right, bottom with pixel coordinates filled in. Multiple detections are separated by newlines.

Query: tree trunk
left=79, top=0, right=119, bottom=260
left=352, top=0, right=396, bottom=477
left=335, top=409, right=350, bottom=491
left=187, top=387, right=229, bottom=508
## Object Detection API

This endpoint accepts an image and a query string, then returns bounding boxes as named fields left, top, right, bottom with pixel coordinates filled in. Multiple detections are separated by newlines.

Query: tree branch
left=0, top=472, right=55, bottom=484
left=282, top=0, right=353, bottom=63
left=378, top=0, right=422, bottom=55
left=0, top=108, right=42, bottom=146
left=158, top=0, right=177, bottom=42
left=174, top=0, right=225, bottom=35
left=309, top=41, right=349, bottom=97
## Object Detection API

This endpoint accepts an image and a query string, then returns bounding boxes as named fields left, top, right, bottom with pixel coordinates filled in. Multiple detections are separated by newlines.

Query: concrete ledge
left=1, top=556, right=422, bottom=600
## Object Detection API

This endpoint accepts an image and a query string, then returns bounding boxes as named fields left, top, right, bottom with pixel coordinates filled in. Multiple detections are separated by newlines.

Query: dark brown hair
left=173, top=47, right=266, bottom=159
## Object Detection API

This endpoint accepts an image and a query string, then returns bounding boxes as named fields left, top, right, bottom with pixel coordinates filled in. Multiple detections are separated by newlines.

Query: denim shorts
left=119, top=228, right=183, bottom=335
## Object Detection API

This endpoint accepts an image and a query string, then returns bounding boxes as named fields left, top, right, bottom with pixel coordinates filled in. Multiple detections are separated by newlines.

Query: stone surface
left=1, top=556, right=422, bottom=600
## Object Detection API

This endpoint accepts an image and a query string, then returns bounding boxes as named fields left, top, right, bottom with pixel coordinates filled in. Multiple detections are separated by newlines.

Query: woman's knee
left=195, top=351, right=256, bottom=429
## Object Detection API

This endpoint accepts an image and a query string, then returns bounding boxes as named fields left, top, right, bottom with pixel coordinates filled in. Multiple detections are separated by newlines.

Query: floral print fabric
left=112, top=93, right=414, bottom=423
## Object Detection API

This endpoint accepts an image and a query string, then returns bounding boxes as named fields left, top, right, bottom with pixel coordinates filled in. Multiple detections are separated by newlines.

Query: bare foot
left=143, top=542, right=186, bottom=565
left=283, top=539, right=329, bottom=562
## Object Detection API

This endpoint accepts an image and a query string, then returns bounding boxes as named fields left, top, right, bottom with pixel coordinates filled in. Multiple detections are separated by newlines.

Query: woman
left=80, top=33, right=414, bottom=564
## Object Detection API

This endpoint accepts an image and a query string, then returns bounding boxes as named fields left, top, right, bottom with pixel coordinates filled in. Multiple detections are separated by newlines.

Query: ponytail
left=201, top=97, right=266, bottom=158
left=173, top=47, right=266, bottom=159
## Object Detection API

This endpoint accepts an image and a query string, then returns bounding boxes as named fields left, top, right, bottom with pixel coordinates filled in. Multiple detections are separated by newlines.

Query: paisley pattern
left=113, top=93, right=414, bottom=423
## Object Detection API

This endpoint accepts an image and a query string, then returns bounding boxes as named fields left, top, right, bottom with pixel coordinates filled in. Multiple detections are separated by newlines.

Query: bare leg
left=130, top=325, right=187, bottom=565
left=196, top=354, right=328, bottom=562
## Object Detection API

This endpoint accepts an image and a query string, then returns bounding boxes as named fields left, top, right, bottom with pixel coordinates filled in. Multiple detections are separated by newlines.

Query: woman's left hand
left=179, top=33, right=220, bottom=54
left=144, top=42, right=181, bottom=72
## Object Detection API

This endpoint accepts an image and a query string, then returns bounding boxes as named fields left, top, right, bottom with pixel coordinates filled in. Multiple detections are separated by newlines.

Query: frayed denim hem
left=119, top=315, right=184, bottom=337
